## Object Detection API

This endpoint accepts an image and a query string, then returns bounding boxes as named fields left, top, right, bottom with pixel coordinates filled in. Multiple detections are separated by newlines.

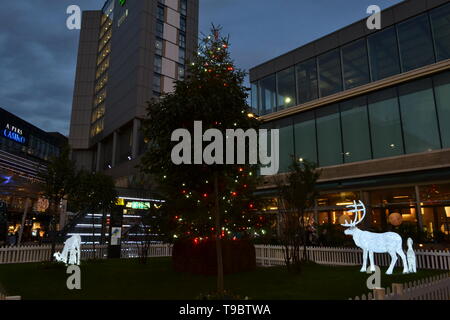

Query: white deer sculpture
left=53, top=234, right=82, bottom=266
left=341, top=201, right=409, bottom=275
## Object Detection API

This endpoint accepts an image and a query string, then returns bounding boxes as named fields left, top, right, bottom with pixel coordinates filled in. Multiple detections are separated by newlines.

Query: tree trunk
left=301, top=212, right=308, bottom=262
left=17, top=198, right=31, bottom=246
left=50, top=201, right=59, bottom=261
left=213, top=171, right=224, bottom=294
left=92, top=212, right=96, bottom=259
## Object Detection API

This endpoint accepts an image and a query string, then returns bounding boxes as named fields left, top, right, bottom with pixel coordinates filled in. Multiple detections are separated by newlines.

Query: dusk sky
left=0, top=0, right=402, bottom=136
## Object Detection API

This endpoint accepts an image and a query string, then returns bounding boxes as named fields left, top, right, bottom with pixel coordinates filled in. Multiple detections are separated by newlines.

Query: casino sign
left=3, top=123, right=26, bottom=144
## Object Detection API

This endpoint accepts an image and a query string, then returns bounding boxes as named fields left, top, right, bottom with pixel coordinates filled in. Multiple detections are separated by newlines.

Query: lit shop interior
left=0, top=171, right=51, bottom=244
left=258, top=182, right=450, bottom=243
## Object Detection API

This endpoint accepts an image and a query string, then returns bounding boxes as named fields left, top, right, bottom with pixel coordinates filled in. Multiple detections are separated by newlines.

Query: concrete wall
left=69, top=11, right=102, bottom=150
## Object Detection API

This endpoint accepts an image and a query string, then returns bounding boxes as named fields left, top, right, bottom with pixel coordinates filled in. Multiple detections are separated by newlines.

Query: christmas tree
left=141, top=26, right=265, bottom=292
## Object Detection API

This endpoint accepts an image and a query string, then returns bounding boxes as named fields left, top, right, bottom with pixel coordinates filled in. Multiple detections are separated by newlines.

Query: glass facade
left=179, top=47, right=185, bottom=64
left=153, top=73, right=161, bottom=93
left=316, top=104, right=342, bottom=167
left=340, top=96, right=371, bottom=163
left=155, top=38, right=163, bottom=56
left=274, top=119, right=294, bottom=173
left=90, top=3, right=114, bottom=138
left=154, top=55, right=162, bottom=73
left=276, top=67, right=296, bottom=110
left=434, top=71, right=450, bottom=148
left=398, top=78, right=441, bottom=154
left=342, top=39, right=370, bottom=89
left=156, top=20, right=164, bottom=38
left=318, top=49, right=342, bottom=97
left=293, top=111, right=317, bottom=164
left=397, top=14, right=435, bottom=72
left=430, top=3, right=450, bottom=62
left=267, top=70, right=450, bottom=168
left=157, top=5, right=165, bottom=21
left=259, top=74, right=277, bottom=115
left=252, top=3, right=450, bottom=115
left=367, top=88, right=404, bottom=158
left=296, top=58, right=318, bottom=104
left=367, top=27, right=401, bottom=81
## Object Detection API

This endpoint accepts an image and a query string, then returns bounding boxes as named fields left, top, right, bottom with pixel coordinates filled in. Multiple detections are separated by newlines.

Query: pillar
left=415, top=185, right=424, bottom=233
left=131, top=118, right=141, bottom=159
left=361, top=191, right=373, bottom=230
left=111, top=131, right=118, bottom=167
left=95, top=142, right=102, bottom=172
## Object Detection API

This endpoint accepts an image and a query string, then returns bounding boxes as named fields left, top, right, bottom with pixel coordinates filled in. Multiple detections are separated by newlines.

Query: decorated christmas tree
left=140, top=26, right=266, bottom=292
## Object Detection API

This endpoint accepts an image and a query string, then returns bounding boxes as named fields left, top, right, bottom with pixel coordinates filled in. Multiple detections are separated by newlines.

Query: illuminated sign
left=119, top=0, right=126, bottom=6
left=125, top=201, right=151, bottom=210
left=3, top=123, right=26, bottom=144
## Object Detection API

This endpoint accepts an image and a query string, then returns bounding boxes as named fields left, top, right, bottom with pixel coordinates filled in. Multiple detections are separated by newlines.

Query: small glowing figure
left=341, top=201, right=409, bottom=275
left=407, top=238, right=417, bottom=273
left=54, top=234, right=82, bottom=266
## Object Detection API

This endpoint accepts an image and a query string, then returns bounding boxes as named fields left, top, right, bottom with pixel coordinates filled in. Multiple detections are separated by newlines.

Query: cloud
left=0, top=0, right=403, bottom=135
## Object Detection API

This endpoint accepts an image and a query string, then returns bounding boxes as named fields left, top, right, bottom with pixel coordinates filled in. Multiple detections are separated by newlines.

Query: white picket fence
left=0, top=243, right=173, bottom=264
left=350, top=272, right=450, bottom=300
left=0, top=243, right=449, bottom=271
left=254, top=245, right=450, bottom=270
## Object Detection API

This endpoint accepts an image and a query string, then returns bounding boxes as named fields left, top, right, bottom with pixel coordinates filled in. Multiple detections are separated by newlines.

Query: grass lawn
left=0, top=258, right=445, bottom=300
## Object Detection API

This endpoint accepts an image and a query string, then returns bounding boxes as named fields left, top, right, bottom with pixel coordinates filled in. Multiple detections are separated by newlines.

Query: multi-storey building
left=68, top=0, right=199, bottom=244
left=250, top=0, right=450, bottom=241
left=0, top=107, right=67, bottom=244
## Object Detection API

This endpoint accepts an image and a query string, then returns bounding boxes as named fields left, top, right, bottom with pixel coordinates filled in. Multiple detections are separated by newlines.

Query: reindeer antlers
left=341, top=200, right=366, bottom=228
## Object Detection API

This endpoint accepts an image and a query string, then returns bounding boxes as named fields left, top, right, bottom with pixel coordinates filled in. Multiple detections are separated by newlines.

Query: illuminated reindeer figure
left=341, top=201, right=409, bottom=275
left=53, top=234, right=82, bottom=266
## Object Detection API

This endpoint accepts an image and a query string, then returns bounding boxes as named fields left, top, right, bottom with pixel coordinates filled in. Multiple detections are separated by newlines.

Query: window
left=293, top=111, right=317, bottom=164
left=156, top=21, right=164, bottom=38
left=342, top=39, right=370, bottom=90
left=340, top=96, right=372, bottom=163
left=259, top=74, right=276, bottom=115
left=274, top=119, right=294, bottom=173
left=433, top=71, right=450, bottom=148
left=367, top=26, right=401, bottom=81
left=397, top=14, right=435, bottom=72
left=178, top=64, right=185, bottom=80
left=316, top=104, right=343, bottom=166
left=276, top=67, right=296, bottom=110
left=398, top=78, right=441, bottom=154
left=157, top=5, right=165, bottom=22
left=153, top=73, right=161, bottom=93
left=368, top=87, right=404, bottom=158
left=155, top=38, right=163, bottom=56
left=430, top=3, right=450, bottom=61
left=179, top=47, right=185, bottom=64
left=180, top=0, right=187, bottom=16
left=318, top=49, right=343, bottom=97
left=179, top=32, right=186, bottom=48
left=296, top=58, right=318, bottom=104
left=180, top=16, right=186, bottom=32
left=154, top=55, right=162, bottom=73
